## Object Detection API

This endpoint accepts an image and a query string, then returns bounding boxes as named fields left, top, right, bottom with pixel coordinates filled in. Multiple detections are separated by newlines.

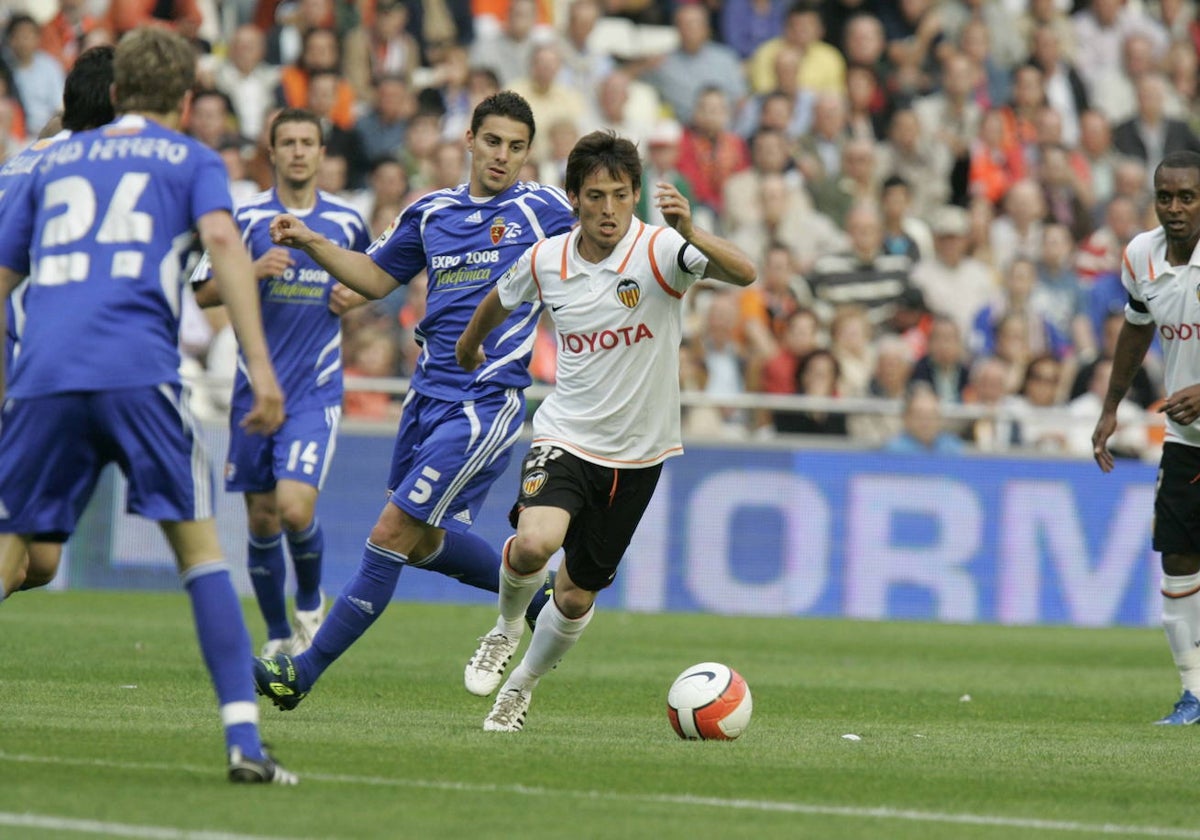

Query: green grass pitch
left=3, top=590, right=1200, bottom=839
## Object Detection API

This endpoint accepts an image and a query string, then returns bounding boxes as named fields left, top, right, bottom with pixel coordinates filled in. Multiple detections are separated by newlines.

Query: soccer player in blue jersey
left=253, top=91, right=576, bottom=710
left=193, top=108, right=370, bottom=659
left=0, top=28, right=295, bottom=784
left=0, top=45, right=115, bottom=593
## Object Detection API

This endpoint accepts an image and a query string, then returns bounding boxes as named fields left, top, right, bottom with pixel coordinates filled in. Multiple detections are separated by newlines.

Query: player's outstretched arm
left=456, top=287, right=514, bottom=372
left=1093, top=318, right=1155, bottom=473
left=655, top=182, right=756, bottom=287
left=199, top=209, right=285, bottom=435
left=270, top=213, right=396, bottom=300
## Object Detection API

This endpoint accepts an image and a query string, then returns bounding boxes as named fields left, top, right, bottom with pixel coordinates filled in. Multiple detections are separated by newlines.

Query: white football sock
left=496, top=537, right=546, bottom=638
left=1162, top=573, right=1200, bottom=693
left=506, top=598, right=593, bottom=691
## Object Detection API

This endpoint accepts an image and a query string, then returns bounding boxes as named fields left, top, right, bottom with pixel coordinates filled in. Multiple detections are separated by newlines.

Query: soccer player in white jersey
left=456, top=130, right=757, bottom=732
left=0, top=45, right=114, bottom=594
left=0, top=29, right=295, bottom=783
left=1094, top=150, right=1200, bottom=726
left=193, top=108, right=370, bottom=658
left=252, top=92, right=573, bottom=711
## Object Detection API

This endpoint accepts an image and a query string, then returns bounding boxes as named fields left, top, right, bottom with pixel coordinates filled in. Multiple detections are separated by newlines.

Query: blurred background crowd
left=0, top=0, right=1194, bottom=457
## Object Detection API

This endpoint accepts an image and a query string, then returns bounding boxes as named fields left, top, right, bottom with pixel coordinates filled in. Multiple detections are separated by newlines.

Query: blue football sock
left=287, top=518, right=324, bottom=612
left=418, top=530, right=501, bottom=591
left=182, top=562, right=263, bottom=760
left=247, top=533, right=290, bottom=640
left=294, top=541, right=404, bottom=692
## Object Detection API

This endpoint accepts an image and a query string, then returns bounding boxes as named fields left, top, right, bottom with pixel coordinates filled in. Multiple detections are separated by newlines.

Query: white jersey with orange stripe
left=496, top=219, right=708, bottom=467
left=1121, top=226, right=1200, bottom=447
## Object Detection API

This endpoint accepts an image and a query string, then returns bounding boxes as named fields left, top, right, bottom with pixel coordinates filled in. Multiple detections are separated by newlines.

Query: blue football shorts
left=225, top=404, right=342, bottom=493
left=386, top=387, right=525, bottom=533
left=0, top=384, right=213, bottom=534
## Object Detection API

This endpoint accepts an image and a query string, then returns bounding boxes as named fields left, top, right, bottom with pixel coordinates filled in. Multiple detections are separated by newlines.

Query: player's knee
left=278, top=504, right=314, bottom=535
left=508, top=532, right=556, bottom=572
left=245, top=497, right=281, bottom=537
left=1163, top=553, right=1200, bottom=577
left=553, top=586, right=595, bottom=620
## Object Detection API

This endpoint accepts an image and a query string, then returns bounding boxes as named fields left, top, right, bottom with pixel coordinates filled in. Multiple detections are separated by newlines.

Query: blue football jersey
left=193, top=188, right=370, bottom=412
left=368, top=181, right=576, bottom=401
left=0, top=131, right=70, bottom=381
left=0, top=115, right=233, bottom=398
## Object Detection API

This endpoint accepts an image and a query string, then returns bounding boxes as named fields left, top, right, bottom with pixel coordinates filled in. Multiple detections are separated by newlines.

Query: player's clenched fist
left=270, top=213, right=315, bottom=249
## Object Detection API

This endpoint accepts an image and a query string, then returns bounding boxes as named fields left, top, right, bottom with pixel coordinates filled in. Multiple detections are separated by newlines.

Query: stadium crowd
left=1, top=0, right=1195, bottom=456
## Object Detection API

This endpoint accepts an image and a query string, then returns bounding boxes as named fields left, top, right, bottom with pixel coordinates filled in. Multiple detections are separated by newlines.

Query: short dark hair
left=1156, top=150, right=1200, bottom=180
left=269, top=107, right=323, bottom=146
left=563, top=130, right=642, bottom=197
left=470, top=91, right=536, bottom=142
left=62, top=45, right=115, bottom=131
left=881, top=174, right=910, bottom=194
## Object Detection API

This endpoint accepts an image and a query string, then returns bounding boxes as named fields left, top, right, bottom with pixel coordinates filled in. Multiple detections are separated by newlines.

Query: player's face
left=1155, top=166, right=1200, bottom=255
left=270, top=120, right=324, bottom=187
left=466, top=115, right=532, bottom=196
left=571, top=168, right=639, bottom=259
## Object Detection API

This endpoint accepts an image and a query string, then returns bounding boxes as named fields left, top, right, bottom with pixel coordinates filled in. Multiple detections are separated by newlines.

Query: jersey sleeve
left=190, top=146, right=235, bottom=221
left=366, top=202, right=424, bottom=284
left=1120, top=245, right=1155, bottom=326
left=189, top=251, right=213, bottom=285
left=652, top=226, right=708, bottom=296
left=539, top=185, right=578, bottom=237
left=496, top=243, right=539, bottom=310
left=0, top=172, right=37, bottom=275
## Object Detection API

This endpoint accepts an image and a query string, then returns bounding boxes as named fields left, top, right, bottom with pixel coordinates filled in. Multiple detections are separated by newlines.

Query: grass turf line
left=0, top=590, right=1192, bottom=840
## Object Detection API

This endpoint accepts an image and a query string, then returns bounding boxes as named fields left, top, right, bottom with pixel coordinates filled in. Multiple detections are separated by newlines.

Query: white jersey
left=1122, top=227, right=1200, bottom=447
left=497, top=219, right=708, bottom=467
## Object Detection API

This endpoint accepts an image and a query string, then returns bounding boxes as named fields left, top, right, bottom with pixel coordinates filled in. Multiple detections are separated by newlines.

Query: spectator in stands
left=677, top=86, right=750, bottom=217
left=342, top=327, right=402, bottom=423
left=1028, top=24, right=1089, bottom=150
left=963, top=354, right=1018, bottom=451
left=940, top=0, right=1024, bottom=72
left=958, top=18, right=1009, bottom=110
left=698, top=289, right=751, bottom=436
left=757, top=305, right=822, bottom=412
left=968, top=108, right=1026, bottom=206
left=846, top=333, right=913, bottom=444
left=1072, top=0, right=1168, bottom=98
left=1078, top=109, right=1121, bottom=211
left=730, top=172, right=844, bottom=271
left=721, top=0, right=789, bottom=61
left=877, top=108, right=949, bottom=220
left=829, top=303, right=874, bottom=397
left=878, top=175, right=929, bottom=262
left=912, top=205, right=995, bottom=338
left=747, top=1, right=845, bottom=97
left=1017, top=0, right=1075, bottom=64
left=913, top=50, right=981, bottom=206
left=469, top=0, right=545, bottom=87
left=1093, top=33, right=1166, bottom=127
left=266, top=0, right=333, bottom=67
left=187, top=88, right=239, bottom=149
left=212, top=25, right=279, bottom=144
left=741, top=241, right=804, bottom=344
left=884, top=383, right=966, bottom=454
left=1068, top=357, right=1149, bottom=460
left=307, top=69, right=368, bottom=187
left=637, top=119, right=695, bottom=227
left=1039, top=143, right=1094, bottom=244
left=843, top=63, right=886, bottom=143
left=1113, top=74, right=1200, bottom=172
left=909, top=315, right=971, bottom=404
left=809, top=137, right=878, bottom=228
left=1036, top=222, right=1095, bottom=360
left=354, top=74, right=415, bottom=164
left=1010, top=353, right=1069, bottom=451
left=557, top=0, right=614, bottom=117
left=795, top=92, right=849, bottom=185
left=736, top=47, right=814, bottom=141
left=1078, top=192, right=1139, bottom=283
left=722, top=128, right=801, bottom=236
left=808, top=201, right=915, bottom=328
left=589, top=69, right=658, bottom=150
left=879, top=0, right=946, bottom=99
left=342, top=0, right=420, bottom=105
left=774, top=348, right=847, bottom=437
left=398, top=112, right=443, bottom=193
left=1072, top=309, right=1162, bottom=411
left=40, top=0, right=100, bottom=71
left=643, top=3, right=745, bottom=126
left=972, top=256, right=1071, bottom=364
left=276, top=27, right=357, bottom=133
left=102, top=0, right=202, bottom=40
left=355, top=156, right=409, bottom=230
left=510, top=43, right=584, bottom=164
left=989, top=179, right=1046, bottom=269
left=4, top=14, right=63, bottom=137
